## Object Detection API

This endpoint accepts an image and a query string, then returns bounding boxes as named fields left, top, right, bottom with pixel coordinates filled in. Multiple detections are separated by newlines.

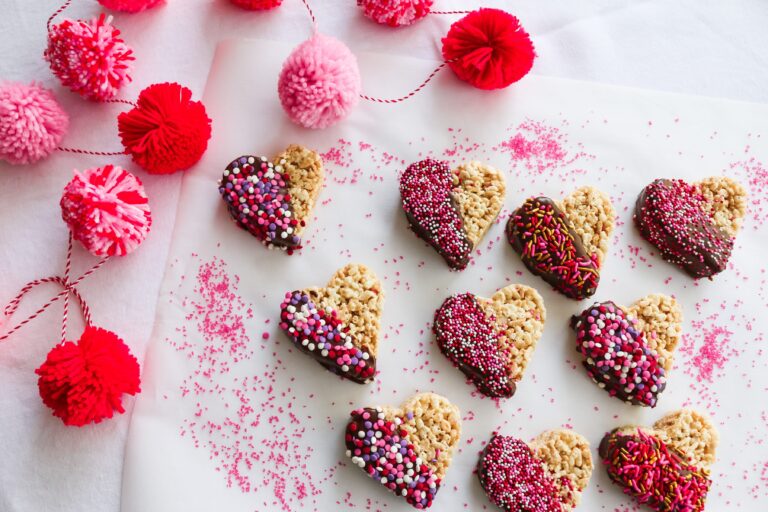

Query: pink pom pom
left=278, top=34, right=361, bottom=129
left=357, top=0, right=433, bottom=27
left=45, top=14, right=134, bottom=101
left=0, top=82, right=69, bottom=165
left=61, top=165, right=152, bottom=257
left=229, top=0, right=283, bottom=9
left=97, top=0, right=165, bottom=13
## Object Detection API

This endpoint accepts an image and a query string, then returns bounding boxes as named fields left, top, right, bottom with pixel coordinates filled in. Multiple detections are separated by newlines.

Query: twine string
left=360, top=61, right=450, bottom=104
left=47, top=0, right=73, bottom=32
left=300, top=0, right=318, bottom=34
left=55, top=99, right=135, bottom=157
left=0, top=237, right=106, bottom=343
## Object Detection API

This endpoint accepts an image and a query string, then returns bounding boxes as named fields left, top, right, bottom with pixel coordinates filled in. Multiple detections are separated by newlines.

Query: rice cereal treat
left=634, top=177, right=747, bottom=278
left=279, top=263, right=383, bottom=384
left=506, top=186, right=615, bottom=300
left=218, top=144, right=324, bottom=253
left=344, top=393, right=461, bottom=509
left=400, top=158, right=506, bottom=270
left=570, top=294, right=682, bottom=407
left=600, top=409, right=718, bottom=512
left=477, top=429, right=593, bottom=511
left=433, top=284, right=545, bottom=398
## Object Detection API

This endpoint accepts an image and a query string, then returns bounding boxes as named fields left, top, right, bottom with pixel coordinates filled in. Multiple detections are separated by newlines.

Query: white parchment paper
left=122, top=39, right=768, bottom=512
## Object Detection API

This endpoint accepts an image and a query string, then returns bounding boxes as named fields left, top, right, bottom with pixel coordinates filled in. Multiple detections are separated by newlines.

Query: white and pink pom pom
left=0, top=82, right=69, bottom=165
left=61, top=165, right=152, bottom=257
left=97, top=0, right=165, bottom=12
left=45, top=14, right=135, bottom=102
left=357, top=0, right=433, bottom=27
left=278, top=34, right=361, bottom=129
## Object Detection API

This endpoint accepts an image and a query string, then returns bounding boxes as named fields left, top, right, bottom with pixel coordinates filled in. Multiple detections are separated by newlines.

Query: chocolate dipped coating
left=506, top=197, right=599, bottom=300
left=400, top=159, right=472, bottom=270
left=279, top=290, right=376, bottom=384
left=477, top=435, right=562, bottom=512
left=634, top=179, right=734, bottom=279
left=434, top=293, right=515, bottom=398
left=345, top=407, right=440, bottom=508
left=571, top=301, right=667, bottom=407
left=219, top=155, right=301, bottom=250
left=599, top=429, right=711, bottom=512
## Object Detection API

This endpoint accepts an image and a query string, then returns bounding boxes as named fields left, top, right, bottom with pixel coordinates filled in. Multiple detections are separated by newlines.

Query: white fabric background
left=0, top=1, right=766, bottom=512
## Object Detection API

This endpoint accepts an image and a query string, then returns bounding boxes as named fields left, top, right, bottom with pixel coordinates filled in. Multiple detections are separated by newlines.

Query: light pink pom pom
left=0, top=82, right=69, bottom=165
left=61, top=165, right=152, bottom=257
left=45, top=14, right=134, bottom=102
left=357, top=0, right=433, bottom=27
left=97, top=0, right=165, bottom=13
left=278, top=34, right=361, bottom=129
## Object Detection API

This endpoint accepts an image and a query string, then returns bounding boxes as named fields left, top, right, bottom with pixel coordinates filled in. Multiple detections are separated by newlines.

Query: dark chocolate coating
left=506, top=197, right=599, bottom=300
left=221, top=155, right=300, bottom=250
left=570, top=302, right=666, bottom=407
left=634, top=179, right=733, bottom=279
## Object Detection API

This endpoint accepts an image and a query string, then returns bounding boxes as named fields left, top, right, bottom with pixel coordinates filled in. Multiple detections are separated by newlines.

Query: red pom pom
left=36, top=326, right=140, bottom=427
left=229, top=0, right=282, bottom=10
left=45, top=14, right=134, bottom=101
left=117, top=82, right=212, bottom=174
left=61, top=164, right=152, bottom=257
left=97, top=0, right=165, bottom=12
left=441, top=8, right=535, bottom=90
left=357, top=0, right=433, bottom=27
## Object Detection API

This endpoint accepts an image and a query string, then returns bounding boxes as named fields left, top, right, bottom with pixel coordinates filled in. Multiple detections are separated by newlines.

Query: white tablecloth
left=1, top=1, right=767, bottom=511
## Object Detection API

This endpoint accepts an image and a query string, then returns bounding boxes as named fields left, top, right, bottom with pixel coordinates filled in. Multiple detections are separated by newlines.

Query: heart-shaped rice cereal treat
left=279, top=263, right=383, bottom=384
left=570, top=294, right=682, bottom=407
left=344, top=393, right=461, bottom=509
left=600, top=409, right=718, bottom=512
left=400, top=159, right=505, bottom=270
left=219, top=144, right=324, bottom=253
left=634, top=177, right=747, bottom=278
left=434, top=284, right=545, bottom=398
left=506, top=186, right=615, bottom=300
left=478, top=429, right=593, bottom=511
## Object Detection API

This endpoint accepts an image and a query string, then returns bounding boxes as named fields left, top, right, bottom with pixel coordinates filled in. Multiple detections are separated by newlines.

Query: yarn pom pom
left=278, top=34, right=361, bottom=129
left=0, top=82, right=69, bottom=165
left=36, top=326, right=140, bottom=427
left=97, top=0, right=165, bottom=13
left=357, top=0, right=433, bottom=27
left=229, top=0, right=283, bottom=9
left=441, top=8, right=535, bottom=90
left=45, top=14, right=134, bottom=101
left=61, top=164, right=152, bottom=257
left=117, top=82, right=212, bottom=174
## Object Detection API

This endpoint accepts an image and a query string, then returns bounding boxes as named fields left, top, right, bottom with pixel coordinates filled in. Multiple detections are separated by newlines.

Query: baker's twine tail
left=0, top=235, right=105, bottom=343
left=47, top=0, right=73, bottom=32
left=360, top=61, right=451, bottom=104
left=56, top=99, right=136, bottom=156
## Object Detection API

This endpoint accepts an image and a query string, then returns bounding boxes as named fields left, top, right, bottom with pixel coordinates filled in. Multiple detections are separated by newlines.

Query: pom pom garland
left=45, top=14, right=135, bottom=101
left=60, top=164, right=152, bottom=257
left=118, top=82, right=212, bottom=174
left=229, top=0, right=283, bottom=9
left=0, top=82, right=69, bottom=165
left=278, top=34, right=361, bottom=129
left=357, top=0, right=433, bottom=27
left=97, top=0, right=165, bottom=12
left=36, top=326, right=140, bottom=427
left=441, top=8, right=535, bottom=90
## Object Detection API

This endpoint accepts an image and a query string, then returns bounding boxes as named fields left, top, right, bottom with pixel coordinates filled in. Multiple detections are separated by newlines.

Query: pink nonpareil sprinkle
left=166, top=257, right=334, bottom=511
